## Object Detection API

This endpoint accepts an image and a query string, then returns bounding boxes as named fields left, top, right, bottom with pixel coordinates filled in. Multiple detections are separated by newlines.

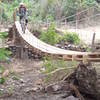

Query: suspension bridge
left=8, top=21, right=99, bottom=62
left=1, top=5, right=100, bottom=62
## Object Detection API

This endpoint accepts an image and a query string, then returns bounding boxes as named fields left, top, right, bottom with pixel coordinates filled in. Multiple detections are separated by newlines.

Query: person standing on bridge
left=17, top=2, right=28, bottom=26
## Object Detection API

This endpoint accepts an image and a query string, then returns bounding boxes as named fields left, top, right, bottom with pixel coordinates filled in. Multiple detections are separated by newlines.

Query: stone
left=66, top=96, right=79, bottom=100
left=52, top=85, right=61, bottom=92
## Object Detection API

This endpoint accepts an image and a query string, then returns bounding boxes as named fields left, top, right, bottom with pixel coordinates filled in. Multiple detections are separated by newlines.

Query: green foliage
left=62, top=32, right=80, bottom=44
left=0, top=0, right=97, bottom=23
left=0, top=48, right=11, bottom=61
left=11, top=72, right=20, bottom=80
left=12, top=76, right=20, bottom=80
left=0, top=32, right=11, bottom=86
left=0, top=77, right=5, bottom=84
left=0, top=32, right=8, bottom=39
left=0, top=66, right=6, bottom=84
left=42, top=57, right=78, bottom=74
left=40, top=23, right=60, bottom=45
left=63, top=0, right=96, bottom=18
left=42, top=57, right=65, bottom=73
left=2, top=12, right=8, bottom=21
left=47, top=14, right=54, bottom=22
left=0, top=90, right=3, bottom=96
left=86, top=46, right=91, bottom=52
left=42, top=57, right=52, bottom=73
left=0, top=32, right=11, bottom=61
left=0, top=66, right=5, bottom=74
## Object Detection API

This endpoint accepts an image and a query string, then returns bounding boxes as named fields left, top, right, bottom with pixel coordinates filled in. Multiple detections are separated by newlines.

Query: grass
left=0, top=90, right=3, bottom=97
left=42, top=57, right=79, bottom=85
left=0, top=86, right=14, bottom=97
left=10, top=72, right=20, bottom=81
left=42, top=57, right=79, bottom=74
left=7, top=86, right=14, bottom=96
left=0, top=66, right=5, bottom=74
left=0, top=32, right=8, bottom=39
left=0, top=66, right=6, bottom=84
left=12, top=75, right=20, bottom=80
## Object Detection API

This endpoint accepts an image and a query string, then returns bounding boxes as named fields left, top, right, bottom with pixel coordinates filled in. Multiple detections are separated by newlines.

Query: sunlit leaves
left=0, top=48, right=11, bottom=60
left=0, top=32, right=8, bottom=39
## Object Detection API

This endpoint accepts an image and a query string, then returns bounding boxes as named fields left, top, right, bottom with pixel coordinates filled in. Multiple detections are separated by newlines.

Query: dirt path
left=0, top=59, right=44, bottom=100
left=0, top=59, right=72, bottom=100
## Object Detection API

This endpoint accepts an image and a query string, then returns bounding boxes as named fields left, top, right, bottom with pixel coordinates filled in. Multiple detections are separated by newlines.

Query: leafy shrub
left=0, top=32, right=11, bottom=61
left=0, top=48, right=11, bottom=61
left=40, top=23, right=60, bottom=45
left=0, top=32, right=11, bottom=85
left=0, top=32, right=8, bottom=39
left=0, top=77, right=5, bottom=84
left=62, top=32, right=80, bottom=44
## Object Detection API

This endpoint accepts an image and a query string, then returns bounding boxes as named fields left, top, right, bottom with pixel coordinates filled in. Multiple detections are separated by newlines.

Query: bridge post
left=72, top=55, right=76, bottom=61
left=13, top=9, right=17, bottom=22
left=83, top=55, right=88, bottom=63
left=91, top=33, right=96, bottom=52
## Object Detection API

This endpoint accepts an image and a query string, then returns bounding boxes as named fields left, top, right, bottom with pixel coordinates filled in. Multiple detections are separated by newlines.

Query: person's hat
left=20, top=2, right=24, bottom=6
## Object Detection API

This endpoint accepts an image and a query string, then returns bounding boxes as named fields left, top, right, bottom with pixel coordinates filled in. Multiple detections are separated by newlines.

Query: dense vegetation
left=0, top=32, right=11, bottom=84
left=0, top=32, right=11, bottom=61
left=0, top=0, right=98, bottom=23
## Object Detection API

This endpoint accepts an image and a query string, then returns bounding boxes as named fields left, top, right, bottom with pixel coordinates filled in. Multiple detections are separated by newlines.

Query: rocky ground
left=55, top=42, right=87, bottom=52
left=0, top=59, right=44, bottom=100
left=0, top=59, right=100, bottom=100
left=0, top=59, right=77, bottom=100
